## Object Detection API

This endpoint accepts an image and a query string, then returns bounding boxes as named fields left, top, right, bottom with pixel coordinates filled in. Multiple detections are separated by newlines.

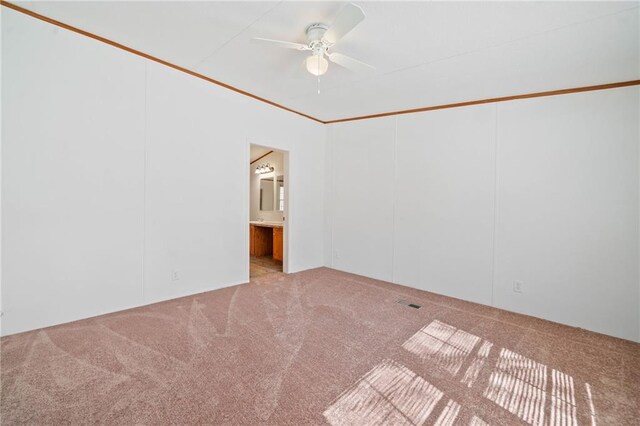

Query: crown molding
left=324, top=80, right=640, bottom=124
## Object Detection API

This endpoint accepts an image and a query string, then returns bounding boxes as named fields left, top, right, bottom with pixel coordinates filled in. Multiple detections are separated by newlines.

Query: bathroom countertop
left=250, top=221, right=284, bottom=228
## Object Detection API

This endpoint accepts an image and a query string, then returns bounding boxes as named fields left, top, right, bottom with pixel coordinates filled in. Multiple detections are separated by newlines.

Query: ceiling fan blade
left=251, top=37, right=310, bottom=51
left=328, top=52, right=375, bottom=74
left=322, top=3, right=365, bottom=45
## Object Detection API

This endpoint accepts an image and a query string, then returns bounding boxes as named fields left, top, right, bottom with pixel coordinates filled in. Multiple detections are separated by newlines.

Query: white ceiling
left=250, top=145, right=273, bottom=163
left=15, top=1, right=640, bottom=121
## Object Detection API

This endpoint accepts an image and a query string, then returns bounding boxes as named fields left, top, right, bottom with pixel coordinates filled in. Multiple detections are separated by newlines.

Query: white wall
left=394, top=105, right=497, bottom=306
left=0, top=9, right=3, bottom=333
left=493, top=89, right=639, bottom=341
left=325, top=87, right=640, bottom=342
left=2, top=9, right=146, bottom=334
left=143, top=63, right=249, bottom=305
left=1, top=9, right=325, bottom=335
left=328, top=118, right=396, bottom=282
left=3, top=6, right=638, bottom=342
left=250, top=150, right=285, bottom=223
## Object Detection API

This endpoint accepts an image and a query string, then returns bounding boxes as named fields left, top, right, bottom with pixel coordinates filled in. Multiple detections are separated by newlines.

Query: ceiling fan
left=252, top=3, right=375, bottom=77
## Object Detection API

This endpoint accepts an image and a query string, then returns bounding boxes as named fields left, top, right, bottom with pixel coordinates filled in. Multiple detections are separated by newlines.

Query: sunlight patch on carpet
left=402, top=320, right=481, bottom=375
left=323, top=359, right=443, bottom=426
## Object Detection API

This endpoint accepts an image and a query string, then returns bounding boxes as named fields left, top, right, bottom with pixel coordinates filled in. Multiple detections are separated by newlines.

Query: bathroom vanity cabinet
left=250, top=222, right=283, bottom=263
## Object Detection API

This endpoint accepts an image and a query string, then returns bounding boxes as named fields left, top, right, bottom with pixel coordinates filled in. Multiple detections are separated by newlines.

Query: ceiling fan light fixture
left=306, top=54, right=328, bottom=76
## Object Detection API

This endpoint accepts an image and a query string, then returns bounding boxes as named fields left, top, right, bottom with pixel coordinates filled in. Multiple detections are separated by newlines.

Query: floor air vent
left=397, top=300, right=421, bottom=309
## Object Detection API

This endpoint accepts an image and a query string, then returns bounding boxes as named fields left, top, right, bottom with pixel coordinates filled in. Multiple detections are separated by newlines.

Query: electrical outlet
left=513, top=280, right=523, bottom=293
left=172, top=270, right=180, bottom=281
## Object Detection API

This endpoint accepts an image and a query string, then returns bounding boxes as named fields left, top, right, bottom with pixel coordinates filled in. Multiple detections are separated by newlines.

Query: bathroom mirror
left=276, top=175, right=285, bottom=211
left=259, top=176, right=274, bottom=211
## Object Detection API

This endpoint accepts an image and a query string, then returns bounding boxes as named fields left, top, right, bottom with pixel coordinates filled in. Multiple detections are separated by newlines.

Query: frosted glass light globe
left=306, top=54, right=328, bottom=76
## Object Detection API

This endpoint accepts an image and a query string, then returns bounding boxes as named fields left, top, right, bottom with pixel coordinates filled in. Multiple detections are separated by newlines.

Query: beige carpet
left=1, top=267, right=638, bottom=425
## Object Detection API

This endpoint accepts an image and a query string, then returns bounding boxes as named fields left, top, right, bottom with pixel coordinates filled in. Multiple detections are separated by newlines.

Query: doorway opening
left=249, top=144, right=288, bottom=278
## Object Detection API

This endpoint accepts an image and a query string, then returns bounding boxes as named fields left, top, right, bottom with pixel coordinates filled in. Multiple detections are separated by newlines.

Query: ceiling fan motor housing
left=306, top=23, right=330, bottom=58
left=306, top=23, right=330, bottom=45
